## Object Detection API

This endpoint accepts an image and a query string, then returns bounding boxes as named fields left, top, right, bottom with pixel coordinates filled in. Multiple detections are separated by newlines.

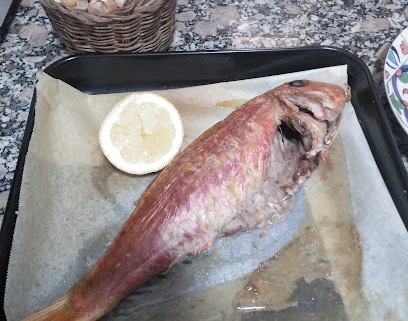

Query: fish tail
left=20, top=294, right=84, bottom=321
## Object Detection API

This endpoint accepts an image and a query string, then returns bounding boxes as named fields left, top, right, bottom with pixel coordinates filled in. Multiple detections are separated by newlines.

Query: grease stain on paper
left=234, top=137, right=368, bottom=320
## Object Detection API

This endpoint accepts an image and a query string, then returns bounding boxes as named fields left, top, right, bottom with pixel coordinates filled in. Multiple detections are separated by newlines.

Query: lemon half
left=99, top=93, right=184, bottom=175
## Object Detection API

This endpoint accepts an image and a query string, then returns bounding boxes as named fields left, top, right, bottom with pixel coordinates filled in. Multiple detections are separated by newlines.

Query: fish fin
left=162, top=238, right=216, bottom=274
left=192, top=238, right=215, bottom=255
left=162, top=253, right=187, bottom=274
left=20, top=294, right=80, bottom=321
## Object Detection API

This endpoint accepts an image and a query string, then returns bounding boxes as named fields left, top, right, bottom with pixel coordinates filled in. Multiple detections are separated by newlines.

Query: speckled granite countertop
left=1, top=0, right=408, bottom=226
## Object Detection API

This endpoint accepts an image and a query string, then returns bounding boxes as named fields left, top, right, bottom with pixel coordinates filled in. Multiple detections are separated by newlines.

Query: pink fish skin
left=20, top=79, right=349, bottom=321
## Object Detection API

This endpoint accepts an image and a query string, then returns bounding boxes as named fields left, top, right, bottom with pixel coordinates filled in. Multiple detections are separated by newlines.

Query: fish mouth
left=281, top=95, right=339, bottom=121
left=281, top=80, right=348, bottom=123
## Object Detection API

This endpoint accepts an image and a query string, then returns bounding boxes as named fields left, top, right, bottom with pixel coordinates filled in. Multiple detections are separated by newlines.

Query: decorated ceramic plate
left=384, top=28, right=408, bottom=135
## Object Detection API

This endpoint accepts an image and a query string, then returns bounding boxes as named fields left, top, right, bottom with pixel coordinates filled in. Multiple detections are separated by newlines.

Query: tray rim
left=1, top=46, right=407, bottom=319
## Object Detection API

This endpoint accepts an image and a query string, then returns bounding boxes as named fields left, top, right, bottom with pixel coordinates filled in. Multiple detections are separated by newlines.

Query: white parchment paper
left=5, top=65, right=408, bottom=321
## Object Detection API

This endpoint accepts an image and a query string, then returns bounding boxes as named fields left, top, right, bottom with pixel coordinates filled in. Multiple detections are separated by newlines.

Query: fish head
left=273, top=79, right=350, bottom=161
left=275, top=79, right=350, bottom=121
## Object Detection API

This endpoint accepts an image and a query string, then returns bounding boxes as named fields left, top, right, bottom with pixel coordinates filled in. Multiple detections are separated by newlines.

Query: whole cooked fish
left=21, top=79, right=350, bottom=321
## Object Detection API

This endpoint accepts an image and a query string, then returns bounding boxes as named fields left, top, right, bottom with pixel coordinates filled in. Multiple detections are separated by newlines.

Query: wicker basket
left=40, top=0, right=177, bottom=53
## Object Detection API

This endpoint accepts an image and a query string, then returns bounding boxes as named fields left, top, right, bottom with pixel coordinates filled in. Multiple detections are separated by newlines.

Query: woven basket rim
left=40, top=0, right=167, bottom=21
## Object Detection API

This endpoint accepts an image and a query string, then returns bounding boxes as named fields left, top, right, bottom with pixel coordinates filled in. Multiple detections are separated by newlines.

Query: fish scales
left=20, top=79, right=349, bottom=321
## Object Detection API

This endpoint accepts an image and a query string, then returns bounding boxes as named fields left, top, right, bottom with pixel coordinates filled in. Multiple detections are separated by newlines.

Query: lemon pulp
left=99, top=93, right=183, bottom=175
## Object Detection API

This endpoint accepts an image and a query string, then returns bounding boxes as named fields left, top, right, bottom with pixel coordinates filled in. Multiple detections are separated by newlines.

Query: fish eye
left=288, top=80, right=307, bottom=87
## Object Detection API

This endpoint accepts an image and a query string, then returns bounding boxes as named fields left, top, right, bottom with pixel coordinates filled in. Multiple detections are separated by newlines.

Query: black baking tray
left=1, top=47, right=408, bottom=319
